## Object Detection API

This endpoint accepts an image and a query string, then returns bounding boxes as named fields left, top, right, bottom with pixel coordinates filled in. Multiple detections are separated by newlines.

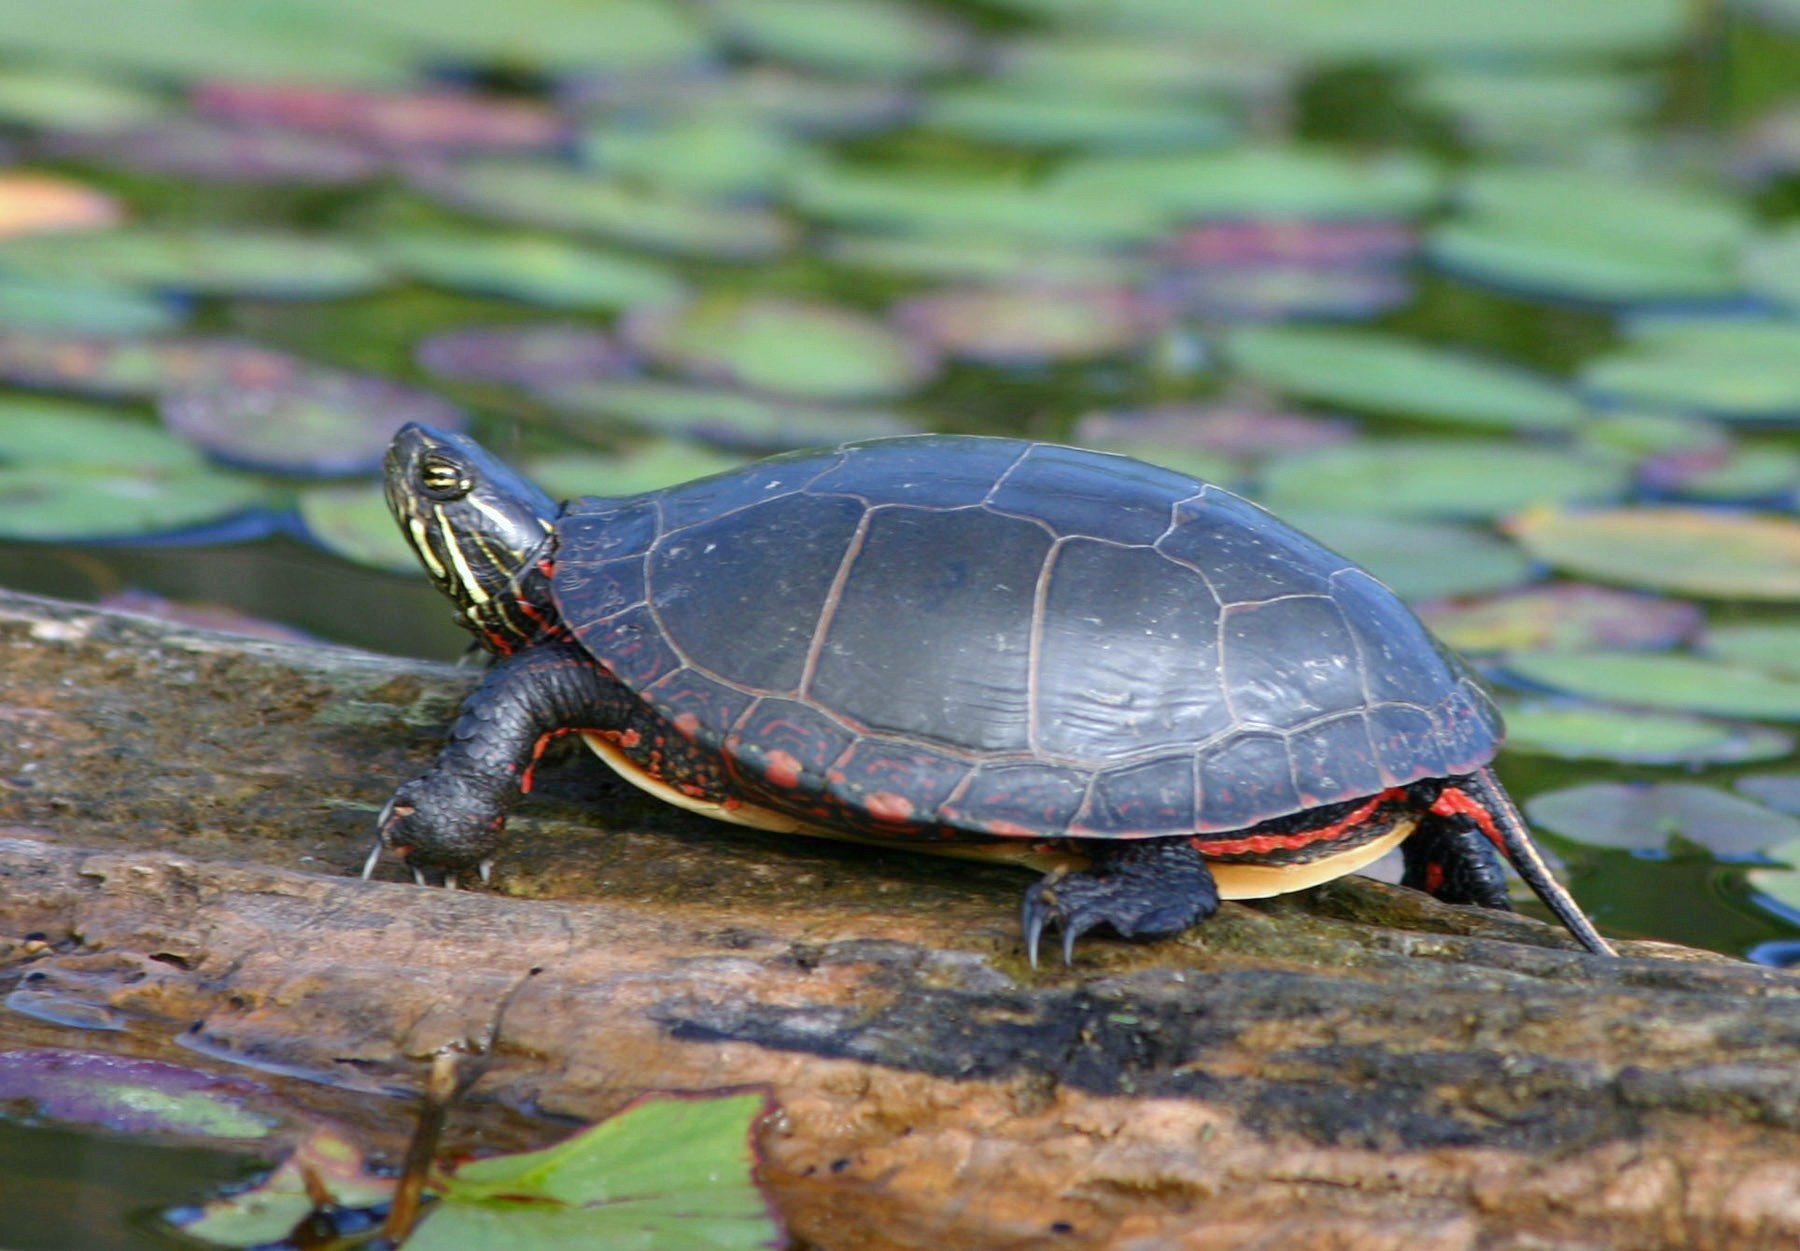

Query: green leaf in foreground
left=1503, top=651, right=1800, bottom=721
left=412, top=1089, right=783, bottom=1251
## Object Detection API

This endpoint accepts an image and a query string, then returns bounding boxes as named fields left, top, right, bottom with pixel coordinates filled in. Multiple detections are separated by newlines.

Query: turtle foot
left=371, top=772, right=508, bottom=884
left=1020, top=837, right=1220, bottom=967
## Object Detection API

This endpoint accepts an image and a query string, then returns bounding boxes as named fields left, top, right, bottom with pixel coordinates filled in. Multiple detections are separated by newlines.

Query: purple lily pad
left=1415, top=582, right=1704, bottom=654
left=892, top=285, right=1170, bottom=365
left=1156, top=219, right=1418, bottom=266
left=39, top=119, right=384, bottom=186
left=1074, top=402, right=1356, bottom=460
left=0, top=333, right=300, bottom=399
left=162, top=371, right=468, bottom=477
left=1739, top=774, right=1800, bottom=815
left=415, top=324, right=637, bottom=390
left=1151, top=264, right=1414, bottom=322
left=564, top=66, right=916, bottom=138
left=191, top=80, right=563, bottom=154
left=0, top=1050, right=274, bottom=1140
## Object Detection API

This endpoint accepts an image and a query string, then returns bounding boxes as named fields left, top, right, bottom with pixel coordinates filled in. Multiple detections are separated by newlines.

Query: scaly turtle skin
left=371, top=424, right=1615, bottom=961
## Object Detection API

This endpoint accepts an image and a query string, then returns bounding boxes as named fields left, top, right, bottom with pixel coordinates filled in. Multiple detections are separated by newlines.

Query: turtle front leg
left=369, top=641, right=625, bottom=884
left=1021, top=837, right=1220, bottom=967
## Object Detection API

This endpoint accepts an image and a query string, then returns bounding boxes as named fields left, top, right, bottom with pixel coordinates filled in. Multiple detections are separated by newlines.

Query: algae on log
left=4, top=586, right=1800, bottom=1250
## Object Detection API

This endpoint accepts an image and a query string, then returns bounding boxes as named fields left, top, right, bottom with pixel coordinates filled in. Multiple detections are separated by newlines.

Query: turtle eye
left=419, top=452, right=472, bottom=500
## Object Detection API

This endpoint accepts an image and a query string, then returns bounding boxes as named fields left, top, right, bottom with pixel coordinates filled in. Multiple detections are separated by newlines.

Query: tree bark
left=3, top=586, right=1800, bottom=1250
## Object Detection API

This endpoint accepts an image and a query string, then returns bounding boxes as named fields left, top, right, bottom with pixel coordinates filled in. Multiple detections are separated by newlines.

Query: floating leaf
left=1703, top=624, right=1800, bottom=678
left=1503, top=651, right=1800, bottom=721
left=990, top=32, right=1293, bottom=101
left=0, top=66, right=169, bottom=132
left=410, top=160, right=795, bottom=261
left=1417, top=583, right=1702, bottom=654
left=567, top=67, right=914, bottom=139
left=0, top=1051, right=274, bottom=1140
left=1277, top=510, right=1534, bottom=600
left=624, top=295, right=935, bottom=400
left=192, top=80, right=562, bottom=154
left=892, top=286, right=1168, bottom=364
left=0, top=462, right=269, bottom=542
left=1527, top=782, right=1800, bottom=855
left=0, top=172, right=120, bottom=241
left=1222, top=326, right=1585, bottom=430
left=1642, top=443, right=1800, bottom=502
left=708, top=0, right=968, bottom=79
left=1051, top=146, right=1443, bottom=221
left=0, top=397, right=205, bottom=469
left=415, top=324, right=635, bottom=389
left=1502, top=704, right=1793, bottom=765
left=0, top=228, right=388, bottom=299
left=526, top=445, right=746, bottom=502
left=580, top=114, right=804, bottom=198
left=1505, top=505, right=1800, bottom=600
left=295, top=480, right=417, bottom=573
left=1158, top=219, right=1416, bottom=266
left=174, top=1128, right=394, bottom=1246
left=46, top=119, right=383, bottom=186
left=1155, top=264, right=1412, bottom=322
left=0, top=333, right=299, bottom=399
left=539, top=379, right=921, bottom=451
left=1257, top=440, right=1626, bottom=520
left=1075, top=402, right=1356, bottom=460
left=1409, top=65, right=1657, bottom=153
left=0, top=274, right=183, bottom=336
left=1579, top=317, right=1800, bottom=423
left=821, top=233, right=1138, bottom=285
left=1740, top=224, right=1800, bottom=313
left=921, top=84, right=1236, bottom=152
left=413, top=1089, right=783, bottom=1251
left=162, top=372, right=468, bottom=477
left=1739, top=773, right=1800, bottom=815
left=382, top=230, right=685, bottom=313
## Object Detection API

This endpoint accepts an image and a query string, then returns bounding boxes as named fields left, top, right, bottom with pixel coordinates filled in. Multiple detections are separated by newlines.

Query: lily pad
left=1222, top=326, right=1585, bottom=430
left=415, top=324, right=636, bottom=389
left=1642, top=443, right=1800, bottom=502
left=1739, top=224, right=1800, bottom=312
left=192, top=80, right=562, bottom=154
left=1502, top=704, right=1794, bottom=766
left=1505, top=505, right=1800, bottom=600
left=1158, top=219, right=1417, bottom=266
left=1579, top=317, right=1800, bottom=423
left=295, top=480, right=417, bottom=573
left=1703, top=624, right=1800, bottom=677
left=1074, top=402, right=1356, bottom=461
left=0, top=228, right=389, bottom=299
left=821, top=233, right=1139, bottom=285
left=1526, top=782, right=1800, bottom=856
left=0, top=171, right=121, bottom=239
left=1416, top=583, right=1702, bottom=654
left=1050, top=146, right=1443, bottom=221
left=921, top=84, right=1236, bottom=152
left=172, top=1128, right=396, bottom=1246
left=538, top=379, right=921, bottom=451
left=623, top=295, right=936, bottom=401
left=0, top=65, right=169, bottom=132
left=0, top=397, right=205, bottom=469
left=410, top=160, right=795, bottom=261
left=0, top=461, right=268, bottom=542
left=707, top=0, right=969, bottom=79
left=1155, top=264, right=1413, bottom=322
left=1740, top=773, right=1800, bottom=815
left=0, top=274, right=184, bottom=336
left=892, top=286, right=1168, bottom=365
left=1502, top=651, right=1800, bottom=721
left=44, top=119, right=384, bottom=186
left=1275, top=510, right=1535, bottom=600
left=162, top=371, right=467, bottom=477
left=580, top=114, right=804, bottom=198
left=1256, top=440, right=1626, bottom=520
left=1409, top=65, right=1657, bottom=153
left=381, top=230, right=685, bottom=313
left=990, top=32, right=1294, bottom=101
left=525, top=445, right=746, bottom=502
left=0, top=1051, right=274, bottom=1141
left=567, top=67, right=915, bottom=139
left=0, top=333, right=300, bottom=399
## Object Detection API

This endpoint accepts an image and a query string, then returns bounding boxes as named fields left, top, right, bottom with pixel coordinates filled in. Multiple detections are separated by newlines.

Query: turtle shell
left=549, top=435, right=1501, bottom=842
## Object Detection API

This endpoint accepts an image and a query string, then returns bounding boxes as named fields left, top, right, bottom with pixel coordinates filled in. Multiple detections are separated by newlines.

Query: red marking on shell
left=673, top=712, right=701, bottom=739
left=1195, top=787, right=1405, bottom=857
left=764, top=749, right=803, bottom=790
left=983, top=819, right=1037, bottom=839
left=866, top=790, right=915, bottom=823
left=617, top=728, right=641, bottom=748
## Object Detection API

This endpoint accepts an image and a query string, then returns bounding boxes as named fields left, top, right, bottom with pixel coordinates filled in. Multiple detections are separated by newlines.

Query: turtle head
left=385, top=423, right=559, bottom=653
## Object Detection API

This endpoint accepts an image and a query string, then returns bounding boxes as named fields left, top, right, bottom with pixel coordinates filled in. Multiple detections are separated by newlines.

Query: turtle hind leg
left=1021, top=837, right=1219, bottom=967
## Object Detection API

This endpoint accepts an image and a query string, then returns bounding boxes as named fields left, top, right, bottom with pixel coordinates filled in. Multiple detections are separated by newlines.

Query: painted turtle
left=371, top=424, right=1615, bottom=961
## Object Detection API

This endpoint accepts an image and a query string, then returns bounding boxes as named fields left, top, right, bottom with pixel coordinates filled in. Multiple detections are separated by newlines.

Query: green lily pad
left=0, top=228, right=389, bottom=300
left=1644, top=443, right=1800, bottom=502
left=172, top=1128, right=397, bottom=1246
left=1740, top=773, right=1800, bottom=815
left=415, top=324, right=635, bottom=389
left=538, top=379, right=921, bottom=451
left=821, top=233, right=1139, bottom=285
left=162, top=372, right=467, bottom=477
left=0, top=274, right=183, bottom=336
left=381, top=230, right=685, bottom=313
left=0, top=462, right=267, bottom=541
left=525, top=445, right=746, bottom=502
left=1503, top=651, right=1800, bottom=721
left=788, top=160, right=1165, bottom=246
left=1527, top=782, right=1800, bottom=855
left=1429, top=219, right=1741, bottom=308
left=1453, top=164, right=1748, bottom=250
left=623, top=295, right=936, bottom=401
left=1256, top=440, right=1626, bottom=520
left=1703, top=624, right=1800, bottom=677
left=0, top=65, right=170, bottom=132
left=0, top=333, right=301, bottom=399
left=579, top=114, right=804, bottom=198
left=1222, top=326, right=1585, bottom=430
left=893, top=286, right=1169, bottom=365
left=707, top=0, right=969, bottom=79
left=1740, top=224, right=1800, bottom=312
left=1158, top=264, right=1413, bottom=322
left=192, top=80, right=562, bottom=155
left=1417, top=583, right=1702, bottom=654
left=921, top=84, right=1236, bottom=152
left=569, top=67, right=913, bottom=139
left=411, top=160, right=795, bottom=261
left=1050, top=146, right=1443, bottom=221
left=1074, top=402, right=1356, bottom=461
left=1505, top=505, right=1800, bottom=600
left=990, top=32, right=1294, bottom=101
left=0, top=397, right=205, bottom=469
left=1502, top=704, right=1793, bottom=766
left=295, top=480, right=417, bottom=573
left=1276, top=510, right=1534, bottom=600
left=1579, top=317, right=1800, bottom=422
left=1408, top=65, right=1657, bottom=152
left=1579, top=409, right=1728, bottom=459
left=414, top=1089, right=782, bottom=1251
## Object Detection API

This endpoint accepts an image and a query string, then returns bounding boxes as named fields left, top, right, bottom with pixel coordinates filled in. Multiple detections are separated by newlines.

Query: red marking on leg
left=1431, top=785, right=1506, bottom=855
left=521, top=726, right=607, bottom=792
left=1423, top=862, right=1446, bottom=894
left=1196, top=787, right=1406, bottom=857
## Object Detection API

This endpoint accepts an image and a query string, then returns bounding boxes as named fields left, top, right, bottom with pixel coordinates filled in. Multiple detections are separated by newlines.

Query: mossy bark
left=3, top=587, right=1800, bottom=1250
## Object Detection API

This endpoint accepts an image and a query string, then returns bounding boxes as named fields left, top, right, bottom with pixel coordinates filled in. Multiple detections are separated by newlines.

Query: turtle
left=369, top=423, right=1616, bottom=962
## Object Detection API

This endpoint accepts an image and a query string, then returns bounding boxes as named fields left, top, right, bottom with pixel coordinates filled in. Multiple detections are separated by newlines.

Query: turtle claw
left=360, top=835, right=387, bottom=882
left=1020, top=839, right=1220, bottom=967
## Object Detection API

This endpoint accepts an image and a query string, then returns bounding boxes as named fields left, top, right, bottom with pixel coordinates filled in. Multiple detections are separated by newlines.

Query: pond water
left=2, top=0, right=1800, bottom=1240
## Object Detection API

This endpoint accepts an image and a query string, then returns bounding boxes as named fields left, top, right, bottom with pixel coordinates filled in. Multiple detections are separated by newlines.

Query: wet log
left=3, top=586, right=1800, bottom=1250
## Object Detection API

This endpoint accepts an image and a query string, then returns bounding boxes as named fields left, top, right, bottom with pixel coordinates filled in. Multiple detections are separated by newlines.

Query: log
left=4, top=586, right=1800, bottom=1250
